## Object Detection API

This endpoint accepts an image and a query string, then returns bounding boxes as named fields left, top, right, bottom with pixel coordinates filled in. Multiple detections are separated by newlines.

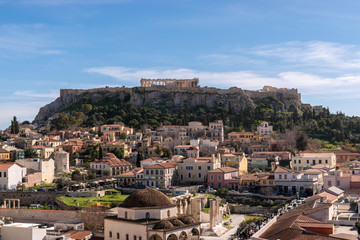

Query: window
left=0, top=172, right=2, bottom=177
left=337, top=181, right=340, bottom=187
left=294, top=167, right=297, bottom=171
left=284, top=175, right=287, bottom=179
left=126, top=234, right=129, bottom=240
left=210, top=175, right=214, bottom=180
left=134, top=236, right=137, bottom=240
left=218, top=175, right=221, bottom=180
left=180, top=174, right=183, bottom=180
left=160, top=171, right=163, bottom=175
left=117, top=233, right=120, bottom=239
left=167, top=210, right=170, bottom=217
left=139, top=237, right=142, bottom=240
left=279, top=175, right=282, bottom=179
left=186, top=166, right=194, bottom=170
left=109, top=231, right=112, bottom=238
left=313, top=160, right=316, bottom=165
left=307, top=160, right=309, bottom=164
left=151, top=170, right=154, bottom=175
left=125, top=211, right=128, bottom=219
left=198, top=166, right=202, bottom=170
left=188, top=173, right=191, bottom=178
left=319, top=160, right=322, bottom=164
left=156, top=170, right=158, bottom=175
left=146, top=212, right=150, bottom=219
left=294, top=160, right=296, bottom=164
left=325, top=160, right=328, bottom=164
left=199, top=173, right=202, bottom=178
left=146, top=170, right=149, bottom=175
left=218, top=183, right=222, bottom=188
left=328, top=181, right=331, bottom=187
left=207, top=166, right=211, bottom=170
left=4, top=172, right=6, bottom=178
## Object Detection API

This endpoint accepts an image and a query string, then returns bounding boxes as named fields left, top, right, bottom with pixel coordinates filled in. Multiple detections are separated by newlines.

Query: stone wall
left=0, top=208, right=81, bottom=224
left=0, top=192, right=65, bottom=206
left=229, top=204, right=276, bottom=214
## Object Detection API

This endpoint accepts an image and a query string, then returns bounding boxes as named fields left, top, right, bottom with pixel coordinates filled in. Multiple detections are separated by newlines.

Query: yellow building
left=228, top=132, right=263, bottom=143
left=0, top=149, right=10, bottom=160
left=292, top=152, right=336, bottom=171
left=101, top=142, right=130, bottom=158
left=222, top=153, right=248, bottom=175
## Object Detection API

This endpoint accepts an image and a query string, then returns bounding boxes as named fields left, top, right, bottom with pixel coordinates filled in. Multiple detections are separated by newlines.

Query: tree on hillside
left=296, top=132, right=308, bottom=152
left=10, top=116, right=19, bottom=134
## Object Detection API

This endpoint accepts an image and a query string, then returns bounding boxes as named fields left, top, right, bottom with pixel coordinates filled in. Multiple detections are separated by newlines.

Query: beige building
left=222, top=153, right=248, bottom=175
left=292, top=152, right=336, bottom=171
left=101, top=124, right=134, bottom=142
left=90, top=153, right=132, bottom=176
left=177, top=154, right=221, bottom=185
left=143, top=162, right=177, bottom=188
left=104, top=188, right=200, bottom=240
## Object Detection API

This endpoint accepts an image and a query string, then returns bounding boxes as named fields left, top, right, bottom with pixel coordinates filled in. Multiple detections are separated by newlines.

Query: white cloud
left=253, top=41, right=360, bottom=70
left=14, top=90, right=59, bottom=98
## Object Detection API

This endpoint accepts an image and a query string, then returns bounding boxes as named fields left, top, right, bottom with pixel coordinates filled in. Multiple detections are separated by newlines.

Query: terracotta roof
left=144, top=162, right=177, bottom=169
left=241, top=174, right=258, bottom=181
left=0, top=149, right=9, bottom=153
left=120, top=188, right=175, bottom=208
left=0, top=163, right=25, bottom=170
left=275, top=166, right=295, bottom=173
left=91, top=153, right=131, bottom=167
left=208, top=167, right=238, bottom=173
left=66, top=230, right=92, bottom=240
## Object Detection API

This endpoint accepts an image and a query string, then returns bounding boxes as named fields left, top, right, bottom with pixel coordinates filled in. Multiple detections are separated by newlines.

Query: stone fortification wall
left=0, top=208, right=80, bottom=224
left=35, top=85, right=302, bottom=124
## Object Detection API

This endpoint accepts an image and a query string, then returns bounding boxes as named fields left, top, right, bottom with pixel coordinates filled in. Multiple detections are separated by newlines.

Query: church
left=104, top=188, right=201, bottom=240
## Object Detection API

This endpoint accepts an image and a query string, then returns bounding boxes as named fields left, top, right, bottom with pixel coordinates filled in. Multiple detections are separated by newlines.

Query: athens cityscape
left=1, top=1, right=360, bottom=240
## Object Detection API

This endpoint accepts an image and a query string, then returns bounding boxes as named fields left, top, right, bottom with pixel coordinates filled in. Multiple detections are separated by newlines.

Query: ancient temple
left=140, top=78, right=199, bottom=88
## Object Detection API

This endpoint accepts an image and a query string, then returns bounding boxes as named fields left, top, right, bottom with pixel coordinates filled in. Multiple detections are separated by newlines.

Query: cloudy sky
left=1, top=0, right=360, bottom=129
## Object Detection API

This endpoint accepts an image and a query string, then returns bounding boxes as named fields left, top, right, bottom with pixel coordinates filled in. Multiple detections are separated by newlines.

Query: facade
left=208, top=120, right=224, bottom=143
left=207, top=167, right=239, bottom=189
left=292, top=152, right=337, bottom=171
left=101, top=124, right=134, bottom=142
left=177, top=154, right=221, bottom=185
left=222, top=153, right=248, bottom=175
left=54, top=150, right=70, bottom=173
left=0, top=163, right=26, bottom=190
left=274, top=166, right=322, bottom=196
left=0, top=149, right=10, bottom=160
left=104, top=188, right=200, bottom=240
left=256, top=121, right=273, bottom=136
left=16, top=158, right=55, bottom=184
left=228, top=132, right=255, bottom=143
left=143, top=162, right=177, bottom=188
left=90, top=153, right=132, bottom=176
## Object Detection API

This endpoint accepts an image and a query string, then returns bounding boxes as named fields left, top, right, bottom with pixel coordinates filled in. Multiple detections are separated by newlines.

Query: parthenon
left=140, top=78, right=199, bottom=88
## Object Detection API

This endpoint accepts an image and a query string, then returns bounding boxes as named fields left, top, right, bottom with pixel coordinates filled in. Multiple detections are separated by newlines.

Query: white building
left=16, top=158, right=55, bottom=184
left=274, top=166, right=322, bottom=196
left=90, top=153, right=132, bottom=176
left=104, top=188, right=200, bottom=240
left=0, top=163, right=26, bottom=190
left=1, top=223, right=47, bottom=240
left=256, top=121, right=273, bottom=136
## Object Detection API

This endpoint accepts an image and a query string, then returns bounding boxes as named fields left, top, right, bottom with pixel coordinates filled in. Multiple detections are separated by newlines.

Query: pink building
left=207, top=167, right=239, bottom=190
left=324, top=170, right=352, bottom=189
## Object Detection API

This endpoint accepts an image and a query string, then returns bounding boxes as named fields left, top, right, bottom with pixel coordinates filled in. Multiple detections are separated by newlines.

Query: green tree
left=136, top=150, right=143, bottom=167
left=24, top=148, right=39, bottom=158
left=10, top=116, right=19, bottom=134
left=355, top=221, right=360, bottom=234
left=296, top=132, right=308, bottom=152
left=98, top=146, right=103, bottom=159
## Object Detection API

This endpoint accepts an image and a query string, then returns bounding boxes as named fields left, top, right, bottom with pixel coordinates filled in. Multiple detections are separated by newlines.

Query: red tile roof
left=91, top=153, right=131, bottom=167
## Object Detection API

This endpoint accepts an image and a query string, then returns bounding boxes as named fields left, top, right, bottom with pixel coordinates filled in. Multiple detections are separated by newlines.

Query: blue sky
left=1, top=0, right=360, bottom=129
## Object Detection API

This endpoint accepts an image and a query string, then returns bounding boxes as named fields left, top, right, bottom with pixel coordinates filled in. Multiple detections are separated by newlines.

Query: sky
left=1, top=0, right=360, bottom=129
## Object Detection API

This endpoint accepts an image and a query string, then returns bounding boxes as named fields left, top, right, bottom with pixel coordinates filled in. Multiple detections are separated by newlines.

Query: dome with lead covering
left=120, top=188, right=175, bottom=208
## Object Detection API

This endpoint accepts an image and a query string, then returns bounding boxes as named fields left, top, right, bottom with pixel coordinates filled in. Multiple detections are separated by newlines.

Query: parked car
left=37, top=188, right=46, bottom=192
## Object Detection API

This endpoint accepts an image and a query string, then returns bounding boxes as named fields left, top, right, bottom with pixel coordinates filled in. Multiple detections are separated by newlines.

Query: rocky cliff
left=33, top=85, right=302, bottom=125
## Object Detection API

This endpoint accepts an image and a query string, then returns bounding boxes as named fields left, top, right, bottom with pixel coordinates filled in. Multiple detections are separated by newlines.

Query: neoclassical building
left=104, top=188, right=200, bottom=240
left=90, top=153, right=132, bottom=176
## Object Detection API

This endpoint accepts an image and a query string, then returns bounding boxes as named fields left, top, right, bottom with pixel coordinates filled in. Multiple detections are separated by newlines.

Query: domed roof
left=120, top=188, right=176, bottom=208
left=169, top=219, right=185, bottom=227
left=153, top=220, right=174, bottom=230
left=178, top=216, right=195, bottom=224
